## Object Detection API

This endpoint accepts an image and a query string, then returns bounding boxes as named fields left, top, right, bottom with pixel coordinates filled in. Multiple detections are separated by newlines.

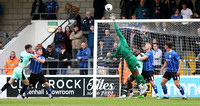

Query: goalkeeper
left=107, top=22, right=148, bottom=95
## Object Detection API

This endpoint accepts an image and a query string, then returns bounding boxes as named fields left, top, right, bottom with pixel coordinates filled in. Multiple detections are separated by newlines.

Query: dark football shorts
left=142, top=71, right=154, bottom=82
left=163, top=71, right=180, bottom=80
left=29, top=72, right=47, bottom=87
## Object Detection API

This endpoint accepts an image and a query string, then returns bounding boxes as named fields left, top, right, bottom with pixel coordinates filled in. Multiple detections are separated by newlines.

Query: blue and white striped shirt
left=165, top=50, right=181, bottom=72
left=29, top=56, right=45, bottom=74
left=144, top=50, right=154, bottom=71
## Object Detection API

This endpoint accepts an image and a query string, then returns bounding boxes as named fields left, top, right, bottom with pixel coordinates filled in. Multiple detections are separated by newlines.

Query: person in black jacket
left=120, top=0, right=130, bottom=18
left=31, top=0, right=45, bottom=20
left=59, top=47, right=72, bottom=75
left=46, top=45, right=57, bottom=75
left=54, top=26, right=65, bottom=56
left=93, top=0, right=107, bottom=19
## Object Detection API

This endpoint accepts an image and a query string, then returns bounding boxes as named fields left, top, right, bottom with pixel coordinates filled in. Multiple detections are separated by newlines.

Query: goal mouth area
left=93, top=19, right=200, bottom=98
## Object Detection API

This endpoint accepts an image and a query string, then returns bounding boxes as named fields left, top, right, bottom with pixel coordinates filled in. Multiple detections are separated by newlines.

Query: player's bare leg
left=161, top=78, right=169, bottom=99
left=0, top=78, right=16, bottom=94
left=132, top=70, right=147, bottom=95
left=119, top=77, right=134, bottom=98
left=174, top=80, right=187, bottom=100
left=43, top=82, right=53, bottom=99
left=150, top=80, right=160, bottom=99
left=17, top=79, right=29, bottom=99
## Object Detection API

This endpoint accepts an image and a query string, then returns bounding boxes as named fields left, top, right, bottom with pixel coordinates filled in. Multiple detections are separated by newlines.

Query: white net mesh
left=93, top=19, right=200, bottom=97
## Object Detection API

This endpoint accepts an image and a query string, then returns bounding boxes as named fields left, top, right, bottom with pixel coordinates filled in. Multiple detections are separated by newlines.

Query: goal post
left=93, top=19, right=200, bottom=98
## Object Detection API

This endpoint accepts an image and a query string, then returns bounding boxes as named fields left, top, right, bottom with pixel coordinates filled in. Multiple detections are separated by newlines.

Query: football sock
left=138, top=74, right=145, bottom=84
left=134, top=75, right=141, bottom=85
left=46, top=87, right=52, bottom=94
left=1, top=82, right=11, bottom=92
left=162, top=85, right=167, bottom=95
left=20, top=84, right=28, bottom=95
left=129, top=89, right=133, bottom=93
left=152, top=84, right=158, bottom=94
left=25, top=88, right=29, bottom=94
left=177, top=85, right=185, bottom=96
left=122, top=89, right=128, bottom=96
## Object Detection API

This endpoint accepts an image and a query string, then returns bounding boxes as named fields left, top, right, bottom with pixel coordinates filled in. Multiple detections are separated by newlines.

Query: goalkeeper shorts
left=126, top=55, right=140, bottom=72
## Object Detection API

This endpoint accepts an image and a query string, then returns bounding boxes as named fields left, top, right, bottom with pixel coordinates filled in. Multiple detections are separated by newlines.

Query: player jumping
left=107, top=21, right=148, bottom=95
left=161, top=41, right=187, bottom=100
left=137, top=43, right=160, bottom=99
left=120, top=45, right=145, bottom=98
left=0, top=44, right=37, bottom=99
left=23, top=48, right=53, bottom=99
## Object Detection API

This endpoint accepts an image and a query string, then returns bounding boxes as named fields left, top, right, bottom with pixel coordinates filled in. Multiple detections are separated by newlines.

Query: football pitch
left=0, top=97, right=200, bottom=106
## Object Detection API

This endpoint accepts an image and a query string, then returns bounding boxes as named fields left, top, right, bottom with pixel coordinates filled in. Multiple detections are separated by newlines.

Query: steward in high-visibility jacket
left=4, top=52, right=19, bottom=75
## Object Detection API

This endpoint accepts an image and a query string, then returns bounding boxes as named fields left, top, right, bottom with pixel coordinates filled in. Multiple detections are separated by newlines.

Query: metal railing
left=32, top=12, right=70, bottom=20
left=0, top=31, right=9, bottom=48
left=0, top=59, right=199, bottom=75
left=0, top=59, right=120, bottom=75
left=2, top=16, right=33, bottom=48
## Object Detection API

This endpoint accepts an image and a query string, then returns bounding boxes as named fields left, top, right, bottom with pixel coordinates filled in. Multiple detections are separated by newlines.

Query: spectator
left=87, top=25, right=94, bottom=56
left=93, top=0, right=107, bottom=19
left=171, top=8, right=183, bottom=19
left=140, top=25, right=152, bottom=44
left=130, top=0, right=140, bottom=16
left=134, top=0, right=150, bottom=19
left=53, top=26, right=65, bottom=55
left=181, top=3, right=193, bottom=25
left=70, top=25, right=83, bottom=67
left=152, top=43, right=162, bottom=75
left=162, top=0, right=177, bottom=19
left=110, top=42, right=121, bottom=75
left=0, top=41, right=2, bottom=49
left=145, top=0, right=156, bottom=18
left=178, top=0, right=193, bottom=11
left=130, top=28, right=143, bottom=48
left=131, top=14, right=143, bottom=28
left=161, top=22, right=171, bottom=34
left=82, top=11, right=94, bottom=31
left=152, top=22, right=161, bottom=32
left=64, top=3, right=81, bottom=29
left=102, top=29, right=114, bottom=51
left=77, top=42, right=91, bottom=75
left=98, top=17, right=110, bottom=40
left=193, top=11, right=200, bottom=19
left=195, top=0, right=200, bottom=13
left=46, top=45, right=57, bottom=75
left=120, top=0, right=130, bottom=18
left=31, top=0, right=45, bottom=20
left=151, top=0, right=163, bottom=19
left=4, top=51, right=19, bottom=75
left=0, top=3, right=2, bottom=15
left=97, top=40, right=109, bottom=75
left=45, top=0, right=58, bottom=20
left=59, top=46, right=72, bottom=75
left=193, top=28, right=200, bottom=75
left=63, top=25, right=72, bottom=55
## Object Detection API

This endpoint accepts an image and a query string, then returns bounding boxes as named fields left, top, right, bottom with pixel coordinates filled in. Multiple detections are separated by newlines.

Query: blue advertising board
left=153, top=76, right=200, bottom=97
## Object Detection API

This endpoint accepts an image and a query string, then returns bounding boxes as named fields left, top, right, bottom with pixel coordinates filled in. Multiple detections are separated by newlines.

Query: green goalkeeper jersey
left=112, top=24, right=133, bottom=59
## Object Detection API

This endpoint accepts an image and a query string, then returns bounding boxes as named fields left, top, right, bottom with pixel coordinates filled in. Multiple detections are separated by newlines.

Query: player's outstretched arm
left=137, top=56, right=148, bottom=61
left=114, top=23, right=124, bottom=40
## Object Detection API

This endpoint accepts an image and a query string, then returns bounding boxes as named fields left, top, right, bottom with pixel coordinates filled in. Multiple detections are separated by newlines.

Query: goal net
left=93, top=19, right=200, bottom=98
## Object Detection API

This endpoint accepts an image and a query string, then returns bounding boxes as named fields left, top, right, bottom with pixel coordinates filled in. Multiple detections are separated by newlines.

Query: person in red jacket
left=4, top=51, right=19, bottom=75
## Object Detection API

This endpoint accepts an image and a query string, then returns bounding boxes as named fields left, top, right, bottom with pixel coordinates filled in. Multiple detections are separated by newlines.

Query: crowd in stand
left=2, top=0, right=200, bottom=75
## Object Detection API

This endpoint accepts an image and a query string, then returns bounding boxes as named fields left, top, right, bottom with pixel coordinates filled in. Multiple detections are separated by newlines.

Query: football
left=105, top=4, right=113, bottom=12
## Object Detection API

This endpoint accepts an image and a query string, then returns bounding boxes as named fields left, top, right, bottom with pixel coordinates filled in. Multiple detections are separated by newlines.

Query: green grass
left=0, top=97, right=200, bottom=106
